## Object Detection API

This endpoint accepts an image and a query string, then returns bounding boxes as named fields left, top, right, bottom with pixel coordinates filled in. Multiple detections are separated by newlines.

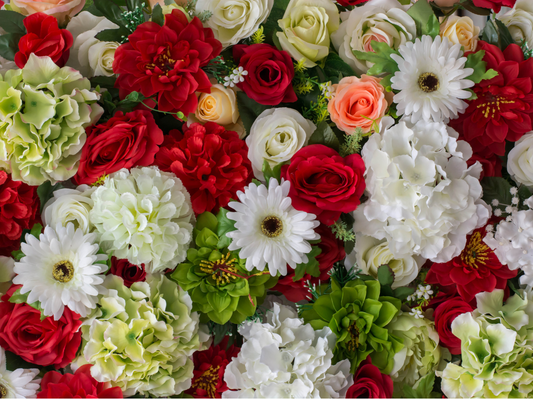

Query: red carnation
left=74, top=110, right=164, bottom=185
left=15, top=13, right=73, bottom=68
left=0, top=171, right=40, bottom=257
left=450, top=42, right=533, bottom=157
left=38, top=365, right=123, bottom=398
left=426, top=223, right=517, bottom=303
left=274, top=224, right=345, bottom=302
left=281, top=144, right=366, bottom=225
left=108, top=257, right=146, bottom=288
left=472, top=0, right=515, bottom=12
left=0, top=285, right=82, bottom=369
left=113, top=9, right=222, bottom=117
left=346, top=357, right=394, bottom=398
left=433, top=297, right=474, bottom=354
left=233, top=44, right=297, bottom=106
left=155, top=122, right=252, bottom=215
left=186, top=337, right=240, bottom=398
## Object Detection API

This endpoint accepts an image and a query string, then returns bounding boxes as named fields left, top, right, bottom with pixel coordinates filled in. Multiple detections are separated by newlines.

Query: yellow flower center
left=418, top=72, right=440, bottom=93
left=261, top=216, right=283, bottom=238
left=460, top=231, right=490, bottom=269
left=199, top=252, right=240, bottom=286
left=0, top=383, right=8, bottom=398
left=52, top=260, right=74, bottom=283
left=192, top=365, right=221, bottom=398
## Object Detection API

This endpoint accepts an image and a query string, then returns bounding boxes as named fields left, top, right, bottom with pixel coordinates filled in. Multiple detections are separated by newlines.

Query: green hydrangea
left=0, top=54, right=102, bottom=185
left=301, top=278, right=403, bottom=374
left=171, top=211, right=278, bottom=325
left=76, top=274, right=208, bottom=397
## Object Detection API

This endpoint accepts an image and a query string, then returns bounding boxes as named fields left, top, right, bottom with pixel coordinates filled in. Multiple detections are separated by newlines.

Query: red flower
left=281, top=144, right=366, bottom=225
left=108, top=257, right=146, bottom=288
left=0, top=285, right=82, bottom=369
left=186, top=337, right=240, bottom=398
left=233, top=44, right=297, bottom=106
left=15, top=13, right=73, bottom=68
left=337, top=0, right=368, bottom=4
left=346, top=357, right=394, bottom=398
left=450, top=42, right=533, bottom=156
left=37, top=365, right=123, bottom=398
left=472, top=0, right=515, bottom=12
left=113, top=9, right=222, bottom=116
left=155, top=122, right=252, bottom=215
left=274, top=224, right=345, bottom=302
left=467, top=153, right=502, bottom=179
left=74, top=110, right=164, bottom=185
left=0, top=171, right=40, bottom=257
left=433, top=297, right=474, bottom=355
left=426, top=223, right=517, bottom=303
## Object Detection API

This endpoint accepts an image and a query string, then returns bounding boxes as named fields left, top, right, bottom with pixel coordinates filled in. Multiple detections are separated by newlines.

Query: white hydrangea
left=43, top=185, right=95, bottom=234
left=89, top=166, right=194, bottom=274
left=223, top=302, right=353, bottom=398
left=355, top=117, right=489, bottom=263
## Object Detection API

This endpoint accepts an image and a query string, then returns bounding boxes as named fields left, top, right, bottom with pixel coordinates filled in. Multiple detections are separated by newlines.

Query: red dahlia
left=0, top=171, right=40, bottom=257
left=155, top=122, right=253, bottom=215
left=113, top=9, right=222, bottom=116
left=450, top=42, right=533, bottom=156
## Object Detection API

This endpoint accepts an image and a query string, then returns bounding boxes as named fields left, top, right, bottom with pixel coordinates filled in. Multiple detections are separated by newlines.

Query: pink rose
left=10, top=0, right=85, bottom=25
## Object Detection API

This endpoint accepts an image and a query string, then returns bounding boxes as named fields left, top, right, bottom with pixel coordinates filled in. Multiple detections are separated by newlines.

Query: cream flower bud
left=507, top=131, right=533, bottom=190
left=42, top=186, right=95, bottom=234
left=439, top=16, right=480, bottom=52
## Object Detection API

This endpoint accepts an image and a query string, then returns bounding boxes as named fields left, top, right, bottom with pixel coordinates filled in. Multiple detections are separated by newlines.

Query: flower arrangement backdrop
left=0, top=0, right=533, bottom=398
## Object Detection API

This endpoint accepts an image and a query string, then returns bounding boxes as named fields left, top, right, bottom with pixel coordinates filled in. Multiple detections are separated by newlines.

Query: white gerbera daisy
left=0, top=347, right=40, bottom=399
left=226, top=179, right=319, bottom=276
left=390, top=35, right=474, bottom=122
left=13, top=223, right=107, bottom=320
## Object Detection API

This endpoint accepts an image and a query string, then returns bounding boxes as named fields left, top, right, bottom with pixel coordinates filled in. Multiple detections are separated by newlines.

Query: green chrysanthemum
left=301, top=278, right=403, bottom=374
left=171, top=211, right=278, bottom=325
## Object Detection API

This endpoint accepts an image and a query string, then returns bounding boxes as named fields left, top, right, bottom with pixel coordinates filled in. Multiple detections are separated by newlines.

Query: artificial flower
left=439, top=16, right=480, bottom=52
left=0, top=346, right=40, bottom=399
left=42, top=186, right=94, bottom=234
left=108, top=257, right=146, bottom=288
left=499, top=0, right=533, bottom=49
left=507, top=131, right=533, bottom=189
left=473, top=0, right=516, bottom=12
left=467, top=153, right=502, bottom=179
left=433, top=297, right=474, bottom=355
left=9, top=0, right=86, bottom=25
left=346, top=357, right=394, bottom=399
left=0, top=256, right=14, bottom=297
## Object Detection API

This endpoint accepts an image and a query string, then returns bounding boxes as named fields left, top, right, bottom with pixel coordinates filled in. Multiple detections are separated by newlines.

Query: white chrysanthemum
left=391, top=35, right=474, bottom=122
left=0, top=347, right=40, bottom=399
left=89, top=167, right=194, bottom=274
left=43, top=185, right=95, bottom=234
left=226, top=179, right=319, bottom=276
left=223, top=302, right=353, bottom=398
left=13, top=222, right=106, bottom=320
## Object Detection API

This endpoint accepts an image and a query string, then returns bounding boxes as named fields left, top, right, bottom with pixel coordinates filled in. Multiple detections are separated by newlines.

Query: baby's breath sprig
left=329, top=219, right=356, bottom=242
left=406, top=284, right=435, bottom=319
left=249, top=26, right=265, bottom=44
left=184, top=0, right=212, bottom=22
left=339, top=128, right=364, bottom=157
left=522, top=40, right=533, bottom=59
left=122, top=6, right=145, bottom=32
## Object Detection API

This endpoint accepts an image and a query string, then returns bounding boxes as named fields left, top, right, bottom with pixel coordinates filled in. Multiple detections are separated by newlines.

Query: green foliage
left=481, top=176, right=514, bottom=210
left=308, top=121, right=340, bottom=151
left=482, top=18, right=516, bottom=50
left=323, top=52, right=355, bottom=82
left=353, top=41, right=399, bottom=91
left=216, top=208, right=237, bottom=249
left=151, top=4, right=164, bottom=26
left=37, top=181, right=63, bottom=213
left=292, top=246, right=322, bottom=282
left=339, top=128, right=365, bottom=157
left=261, top=0, right=290, bottom=46
left=0, top=10, right=26, bottom=35
left=329, top=262, right=358, bottom=288
left=465, top=50, right=499, bottom=84
left=262, top=160, right=284, bottom=186
left=0, top=32, right=24, bottom=61
left=8, top=287, right=46, bottom=321
left=401, top=373, right=441, bottom=398
left=407, top=0, right=438, bottom=37
left=376, top=265, right=415, bottom=301
left=236, top=91, right=270, bottom=136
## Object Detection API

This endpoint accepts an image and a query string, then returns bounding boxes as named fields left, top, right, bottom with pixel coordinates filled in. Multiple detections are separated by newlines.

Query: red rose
left=337, top=0, right=368, bottom=5
left=426, top=223, right=517, bottom=303
left=433, top=298, right=474, bottom=354
left=0, top=285, right=82, bottom=369
left=155, top=122, right=252, bottom=215
left=37, top=365, right=123, bottom=398
left=450, top=42, right=533, bottom=156
left=274, top=224, right=345, bottom=302
left=0, top=171, right=40, bottom=257
left=232, top=44, right=297, bottom=106
left=15, top=13, right=73, bottom=68
left=74, top=110, right=164, bottom=185
left=467, top=153, right=502, bottom=179
left=472, top=0, right=515, bottom=12
left=186, top=337, right=240, bottom=398
left=281, top=144, right=366, bottom=225
left=108, top=257, right=146, bottom=288
left=346, top=357, right=394, bottom=398
left=113, top=9, right=222, bottom=116
left=0, top=1, right=4, bottom=7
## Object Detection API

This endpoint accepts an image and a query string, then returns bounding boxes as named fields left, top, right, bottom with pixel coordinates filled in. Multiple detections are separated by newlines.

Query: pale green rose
left=276, top=0, right=339, bottom=67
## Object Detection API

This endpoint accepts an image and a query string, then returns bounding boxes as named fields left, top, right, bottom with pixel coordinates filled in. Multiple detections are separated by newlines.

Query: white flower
left=224, top=67, right=248, bottom=87
left=0, top=347, right=40, bottom=399
left=246, top=108, right=316, bottom=180
left=226, top=179, right=319, bottom=276
left=507, top=131, right=533, bottom=190
left=391, top=35, right=474, bottom=122
left=223, top=302, right=353, bottom=398
left=13, top=223, right=107, bottom=320
left=42, top=185, right=95, bottom=234
left=499, top=0, right=533, bottom=49
left=66, top=11, right=120, bottom=78
left=89, top=167, right=194, bottom=274
left=196, top=0, right=273, bottom=48
left=331, top=0, right=416, bottom=74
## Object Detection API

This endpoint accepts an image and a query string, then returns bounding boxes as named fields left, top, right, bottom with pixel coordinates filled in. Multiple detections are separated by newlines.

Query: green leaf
left=392, top=286, right=415, bottom=301
left=196, top=212, right=218, bottom=233
left=481, top=176, right=513, bottom=208
left=481, top=19, right=499, bottom=46
left=236, top=91, right=270, bottom=137
left=518, top=185, right=532, bottom=202
left=0, top=33, right=24, bottom=61
left=425, top=14, right=440, bottom=39
left=402, top=385, right=417, bottom=398
left=377, top=265, right=394, bottom=287
left=216, top=208, right=236, bottom=249
left=94, top=0, right=127, bottom=27
left=308, top=120, right=340, bottom=151
left=37, top=181, right=63, bottom=213
left=292, top=246, right=322, bottom=282
left=323, top=52, right=355, bottom=81
left=261, top=0, right=290, bottom=46
left=0, top=11, right=26, bottom=35
left=95, top=26, right=130, bottom=42
left=414, top=373, right=436, bottom=398
left=11, top=249, right=24, bottom=261
left=127, top=0, right=145, bottom=11
left=262, top=160, right=284, bottom=185
left=30, top=223, right=43, bottom=239
left=5, top=350, right=39, bottom=371
left=407, top=0, right=436, bottom=36
left=465, top=51, right=499, bottom=84
left=152, top=4, right=164, bottom=26
left=8, top=287, right=46, bottom=319
left=495, top=19, right=516, bottom=50
left=90, top=75, right=117, bottom=89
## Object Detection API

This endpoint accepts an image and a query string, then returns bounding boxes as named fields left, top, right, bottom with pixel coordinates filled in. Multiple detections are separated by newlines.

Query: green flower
left=171, top=211, right=278, bottom=325
left=76, top=274, right=208, bottom=397
left=300, top=278, right=403, bottom=374
left=0, top=54, right=102, bottom=185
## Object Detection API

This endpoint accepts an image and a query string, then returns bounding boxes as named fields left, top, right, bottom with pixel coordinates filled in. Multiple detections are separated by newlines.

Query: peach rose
left=328, top=75, right=391, bottom=135
left=10, top=0, right=85, bottom=25
left=440, top=16, right=480, bottom=52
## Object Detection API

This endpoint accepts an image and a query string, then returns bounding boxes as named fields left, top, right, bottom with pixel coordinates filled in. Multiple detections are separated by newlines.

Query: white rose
left=499, top=0, right=533, bottom=48
left=507, top=131, right=533, bottom=189
left=42, top=186, right=95, bottom=234
left=246, top=108, right=316, bottom=180
left=196, top=0, right=273, bottom=48
left=331, top=0, right=416, bottom=75
left=66, top=11, right=119, bottom=78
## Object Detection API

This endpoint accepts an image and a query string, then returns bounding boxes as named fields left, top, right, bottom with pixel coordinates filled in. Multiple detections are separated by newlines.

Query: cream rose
left=196, top=0, right=273, bottom=48
left=499, top=0, right=533, bottom=48
left=507, top=131, right=533, bottom=189
left=9, top=0, right=85, bottom=25
left=439, top=16, right=480, bottom=52
left=276, top=0, right=339, bottom=67
left=42, top=186, right=95, bottom=234
left=246, top=108, right=316, bottom=180
left=331, top=0, right=416, bottom=75
left=66, top=11, right=119, bottom=78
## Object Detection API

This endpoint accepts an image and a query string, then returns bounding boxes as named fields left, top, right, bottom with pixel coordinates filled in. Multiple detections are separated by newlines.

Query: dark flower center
left=418, top=72, right=440, bottom=93
left=460, top=231, right=490, bottom=269
left=346, top=323, right=360, bottom=352
left=199, top=252, right=240, bottom=286
left=261, top=216, right=283, bottom=238
left=52, top=260, right=74, bottom=283
left=0, top=383, right=7, bottom=398
left=192, top=365, right=221, bottom=398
